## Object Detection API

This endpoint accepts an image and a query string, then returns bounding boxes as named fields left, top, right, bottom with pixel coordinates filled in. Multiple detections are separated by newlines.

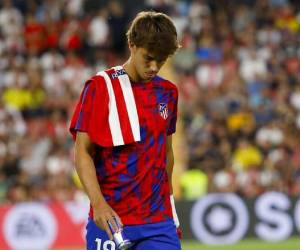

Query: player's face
left=131, top=46, right=167, bottom=82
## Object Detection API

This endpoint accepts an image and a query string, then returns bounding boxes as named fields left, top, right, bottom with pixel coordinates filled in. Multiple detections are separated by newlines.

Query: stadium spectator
left=0, top=0, right=299, bottom=205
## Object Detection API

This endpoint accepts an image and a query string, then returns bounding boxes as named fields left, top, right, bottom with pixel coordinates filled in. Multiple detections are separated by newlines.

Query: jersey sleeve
left=167, top=87, right=178, bottom=135
left=70, top=79, right=95, bottom=136
left=69, top=76, right=112, bottom=146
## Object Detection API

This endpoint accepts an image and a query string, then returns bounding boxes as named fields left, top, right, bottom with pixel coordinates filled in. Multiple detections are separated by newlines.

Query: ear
left=128, top=42, right=137, bottom=53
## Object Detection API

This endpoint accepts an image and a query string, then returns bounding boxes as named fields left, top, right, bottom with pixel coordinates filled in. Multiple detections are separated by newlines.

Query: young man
left=70, top=11, right=181, bottom=250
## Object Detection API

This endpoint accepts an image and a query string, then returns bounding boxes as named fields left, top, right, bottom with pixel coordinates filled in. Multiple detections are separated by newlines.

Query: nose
left=149, top=61, right=158, bottom=72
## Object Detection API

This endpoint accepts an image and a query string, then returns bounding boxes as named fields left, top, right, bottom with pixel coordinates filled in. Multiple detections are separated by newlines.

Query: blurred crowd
left=0, top=0, right=299, bottom=203
left=175, top=0, right=300, bottom=199
left=0, top=0, right=138, bottom=203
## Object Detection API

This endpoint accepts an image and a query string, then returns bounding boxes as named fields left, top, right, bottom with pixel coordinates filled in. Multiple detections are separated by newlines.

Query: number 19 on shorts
left=95, top=238, right=116, bottom=250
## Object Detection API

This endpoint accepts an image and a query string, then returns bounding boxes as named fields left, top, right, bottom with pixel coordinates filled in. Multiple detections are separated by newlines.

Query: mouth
left=145, top=72, right=157, bottom=78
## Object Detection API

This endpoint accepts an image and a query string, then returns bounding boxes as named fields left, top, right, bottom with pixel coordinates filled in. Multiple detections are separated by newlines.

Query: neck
left=123, top=58, right=140, bottom=82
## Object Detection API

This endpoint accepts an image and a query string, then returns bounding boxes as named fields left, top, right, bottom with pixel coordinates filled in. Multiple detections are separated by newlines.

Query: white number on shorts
left=95, top=238, right=116, bottom=250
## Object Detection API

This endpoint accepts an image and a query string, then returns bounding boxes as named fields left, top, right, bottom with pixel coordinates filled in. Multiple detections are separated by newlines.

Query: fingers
left=94, top=213, right=122, bottom=240
left=108, top=217, right=119, bottom=234
left=176, top=227, right=183, bottom=239
left=112, top=210, right=123, bottom=226
left=94, top=216, right=113, bottom=240
left=93, top=204, right=122, bottom=241
left=102, top=217, right=114, bottom=240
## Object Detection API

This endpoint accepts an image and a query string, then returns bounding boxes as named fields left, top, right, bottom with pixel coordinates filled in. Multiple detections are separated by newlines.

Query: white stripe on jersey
left=114, top=66, right=141, bottom=142
left=96, top=70, right=124, bottom=146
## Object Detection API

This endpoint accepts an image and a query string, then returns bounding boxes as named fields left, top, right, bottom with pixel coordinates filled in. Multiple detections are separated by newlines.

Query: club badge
left=158, top=103, right=168, bottom=120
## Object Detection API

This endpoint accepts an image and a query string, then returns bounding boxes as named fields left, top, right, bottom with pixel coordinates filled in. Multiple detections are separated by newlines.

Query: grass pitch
left=181, top=238, right=300, bottom=250
left=54, top=238, right=300, bottom=250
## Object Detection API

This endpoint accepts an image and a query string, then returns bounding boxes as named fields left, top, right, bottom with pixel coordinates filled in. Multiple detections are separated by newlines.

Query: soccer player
left=70, top=11, right=181, bottom=250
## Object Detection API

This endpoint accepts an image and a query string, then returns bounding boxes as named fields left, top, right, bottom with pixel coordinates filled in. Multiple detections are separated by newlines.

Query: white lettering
left=255, top=192, right=292, bottom=241
left=104, top=240, right=116, bottom=250
left=3, top=203, right=57, bottom=250
left=293, top=198, right=300, bottom=233
left=190, top=193, right=249, bottom=245
left=95, top=238, right=102, bottom=250
left=95, top=238, right=115, bottom=250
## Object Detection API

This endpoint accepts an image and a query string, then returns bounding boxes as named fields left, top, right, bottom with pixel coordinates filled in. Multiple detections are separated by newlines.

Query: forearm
left=166, top=135, right=174, bottom=193
left=166, top=150, right=180, bottom=229
left=166, top=150, right=174, bottom=194
left=75, top=151, right=106, bottom=209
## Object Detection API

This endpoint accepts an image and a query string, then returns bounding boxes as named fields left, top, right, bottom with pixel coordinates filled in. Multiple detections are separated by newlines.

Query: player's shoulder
left=83, top=66, right=127, bottom=93
left=93, top=68, right=110, bottom=82
left=84, top=68, right=112, bottom=89
left=92, top=66, right=125, bottom=82
left=154, top=75, right=178, bottom=94
left=95, top=66, right=121, bottom=77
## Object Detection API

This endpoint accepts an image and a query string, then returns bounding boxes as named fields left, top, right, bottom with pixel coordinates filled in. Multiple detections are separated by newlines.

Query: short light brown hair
left=126, top=11, right=180, bottom=60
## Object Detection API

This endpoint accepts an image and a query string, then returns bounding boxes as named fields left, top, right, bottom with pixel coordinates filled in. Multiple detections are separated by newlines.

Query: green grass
left=181, top=238, right=300, bottom=250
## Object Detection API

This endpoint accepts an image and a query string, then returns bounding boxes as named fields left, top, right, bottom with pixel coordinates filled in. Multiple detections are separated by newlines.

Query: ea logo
left=190, top=193, right=249, bottom=245
left=3, top=203, right=58, bottom=250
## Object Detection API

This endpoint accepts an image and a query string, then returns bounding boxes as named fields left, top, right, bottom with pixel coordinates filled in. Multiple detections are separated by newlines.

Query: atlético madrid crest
left=158, top=103, right=168, bottom=120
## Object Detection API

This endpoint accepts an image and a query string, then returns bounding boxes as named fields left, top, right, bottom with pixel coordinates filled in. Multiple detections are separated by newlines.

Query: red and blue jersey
left=69, top=66, right=178, bottom=225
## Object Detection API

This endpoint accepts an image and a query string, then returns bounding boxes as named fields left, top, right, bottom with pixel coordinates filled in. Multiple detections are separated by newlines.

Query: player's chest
left=132, top=86, right=171, bottom=133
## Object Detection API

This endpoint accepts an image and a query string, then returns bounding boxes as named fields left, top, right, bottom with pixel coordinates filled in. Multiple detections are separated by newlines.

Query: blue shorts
left=86, top=218, right=181, bottom=250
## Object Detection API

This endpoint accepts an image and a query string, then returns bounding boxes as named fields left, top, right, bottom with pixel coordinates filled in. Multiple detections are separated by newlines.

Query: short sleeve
left=167, top=87, right=178, bottom=135
left=71, top=80, right=95, bottom=136
left=69, top=76, right=111, bottom=146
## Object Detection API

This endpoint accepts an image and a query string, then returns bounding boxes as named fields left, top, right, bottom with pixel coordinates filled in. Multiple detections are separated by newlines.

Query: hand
left=93, top=202, right=123, bottom=240
left=176, top=227, right=183, bottom=239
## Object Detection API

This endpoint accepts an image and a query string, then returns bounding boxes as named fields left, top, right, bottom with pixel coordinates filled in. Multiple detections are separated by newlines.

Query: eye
left=144, top=56, right=153, bottom=62
left=155, top=58, right=166, bottom=65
